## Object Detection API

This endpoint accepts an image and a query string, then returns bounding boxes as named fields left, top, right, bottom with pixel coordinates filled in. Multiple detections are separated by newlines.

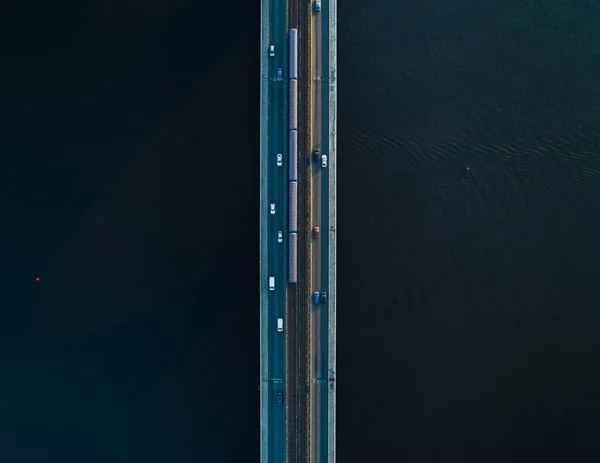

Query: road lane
left=310, top=1, right=332, bottom=461
left=309, top=0, right=324, bottom=460
left=267, top=0, right=288, bottom=461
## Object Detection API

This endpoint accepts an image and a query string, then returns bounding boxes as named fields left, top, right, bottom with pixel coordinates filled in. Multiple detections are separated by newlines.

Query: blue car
left=314, top=291, right=320, bottom=304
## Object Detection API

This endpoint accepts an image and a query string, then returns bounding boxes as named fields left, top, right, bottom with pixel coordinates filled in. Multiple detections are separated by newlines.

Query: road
left=261, top=0, right=334, bottom=461
left=309, top=1, right=331, bottom=462
left=266, top=0, right=288, bottom=461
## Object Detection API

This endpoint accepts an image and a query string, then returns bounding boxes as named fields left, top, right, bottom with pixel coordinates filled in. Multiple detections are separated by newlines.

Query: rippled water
left=338, top=0, right=600, bottom=461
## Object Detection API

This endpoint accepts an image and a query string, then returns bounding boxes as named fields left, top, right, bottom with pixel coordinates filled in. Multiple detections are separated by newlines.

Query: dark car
left=277, top=392, right=284, bottom=406
left=313, top=148, right=320, bottom=161
left=320, top=292, right=327, bottom=304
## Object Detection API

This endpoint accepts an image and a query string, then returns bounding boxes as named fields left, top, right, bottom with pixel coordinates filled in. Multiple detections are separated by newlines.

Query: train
left=289, top=181, right=297, bottom=233
left=289, top=79, right=298, bottom=131
left=288, top=231, right=297, bottom=284
left=289, top=29, right=298, bottom=80
left=288, top=28, right=298, bottom=284
left=289, top=130, right=297, bottom=181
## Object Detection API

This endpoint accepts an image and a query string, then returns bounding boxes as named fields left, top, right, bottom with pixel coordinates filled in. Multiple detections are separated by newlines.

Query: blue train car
left=289, top=79, right=298, bottom=131
left=289, top=29, right=298, bottom=80
left=288, top=232, right=297, bottom=283
left=289, top=130, right=297, bottom=181
left=289, top=181, right=297, bottom=233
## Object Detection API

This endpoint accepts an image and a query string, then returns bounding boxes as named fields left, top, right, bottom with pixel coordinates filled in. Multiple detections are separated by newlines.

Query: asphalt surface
left=266, top=0, right=288, bottom=461
left=309, top=0, right=323, bottom=460
left=310, top=1, right=332, bottom=461
left=319, top=1, right=332, bottom=459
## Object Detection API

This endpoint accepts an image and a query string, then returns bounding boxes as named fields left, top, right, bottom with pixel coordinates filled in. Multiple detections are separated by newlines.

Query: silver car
left=270, top=203, right=275, bottom=214
left=277, top=153, right=282, bottom=166
left=321, top=154, right=328, bottom=168
left=269, top=45, right=275, bottom=57
left=278, top=231, right=283, bottom=243
left=315, top=0, right=321, bottom=11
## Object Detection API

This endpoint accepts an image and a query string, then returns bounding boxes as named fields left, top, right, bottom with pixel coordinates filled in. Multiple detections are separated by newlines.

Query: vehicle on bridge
left=321, top=292, right=327, bottom=304
left=278, top=231, right=283, bottom=243
left=269, top=45, right=275, bottom=57
left=270, top=203, right=275, bottom=214
left=277, top=391, right=284, bottom=405
left=269, top=277, right=275, bottom=291
left=277, top=68, right=283, bottom=81
left=322, top=154, right=328, bottom=168
left=314, top=226, right=320, bottom=239
left=277, top=153, right=282, bottom=166
left=313, top=148, right=320, bottom=161
left=277, top=318, right=283, bottom=332
left=314, top=291, right=320, bottom=304
left=315, top=0, right=321, bottom=12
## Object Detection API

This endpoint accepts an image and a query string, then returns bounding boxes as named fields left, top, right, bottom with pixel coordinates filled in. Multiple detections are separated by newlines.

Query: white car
left=270, top=203, right=275, bottom=214
left=278, top=231, right=283, bottom=243
left=277, top=153, right=282, bottom=166
left=321, top=154, right=328, bottom=168
left=277, top=318, right=283, bottom=332
left=315, top=0, right=321, bottom=11
left=269, top=45, right=275, bottom=57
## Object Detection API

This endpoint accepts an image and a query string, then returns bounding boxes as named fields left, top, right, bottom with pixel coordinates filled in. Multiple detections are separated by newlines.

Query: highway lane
left=319, top=1, right=331, bottom=460
left=267, top=0, right=288, bottom=461
left=310, top=0, right=331, bottom=461
left=309, top=0, right=323, bottom=459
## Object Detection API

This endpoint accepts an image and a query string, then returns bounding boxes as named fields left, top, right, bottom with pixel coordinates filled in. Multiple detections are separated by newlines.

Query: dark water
left=339, top=0, right=600, bottom=461
left=1, top=1, right=260, bottom=461
left=3, top=0, right=600, bottom=461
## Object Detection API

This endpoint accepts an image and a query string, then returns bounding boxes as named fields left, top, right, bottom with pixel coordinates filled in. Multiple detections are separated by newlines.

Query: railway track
left=287, top=1, right=309, bottom=462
